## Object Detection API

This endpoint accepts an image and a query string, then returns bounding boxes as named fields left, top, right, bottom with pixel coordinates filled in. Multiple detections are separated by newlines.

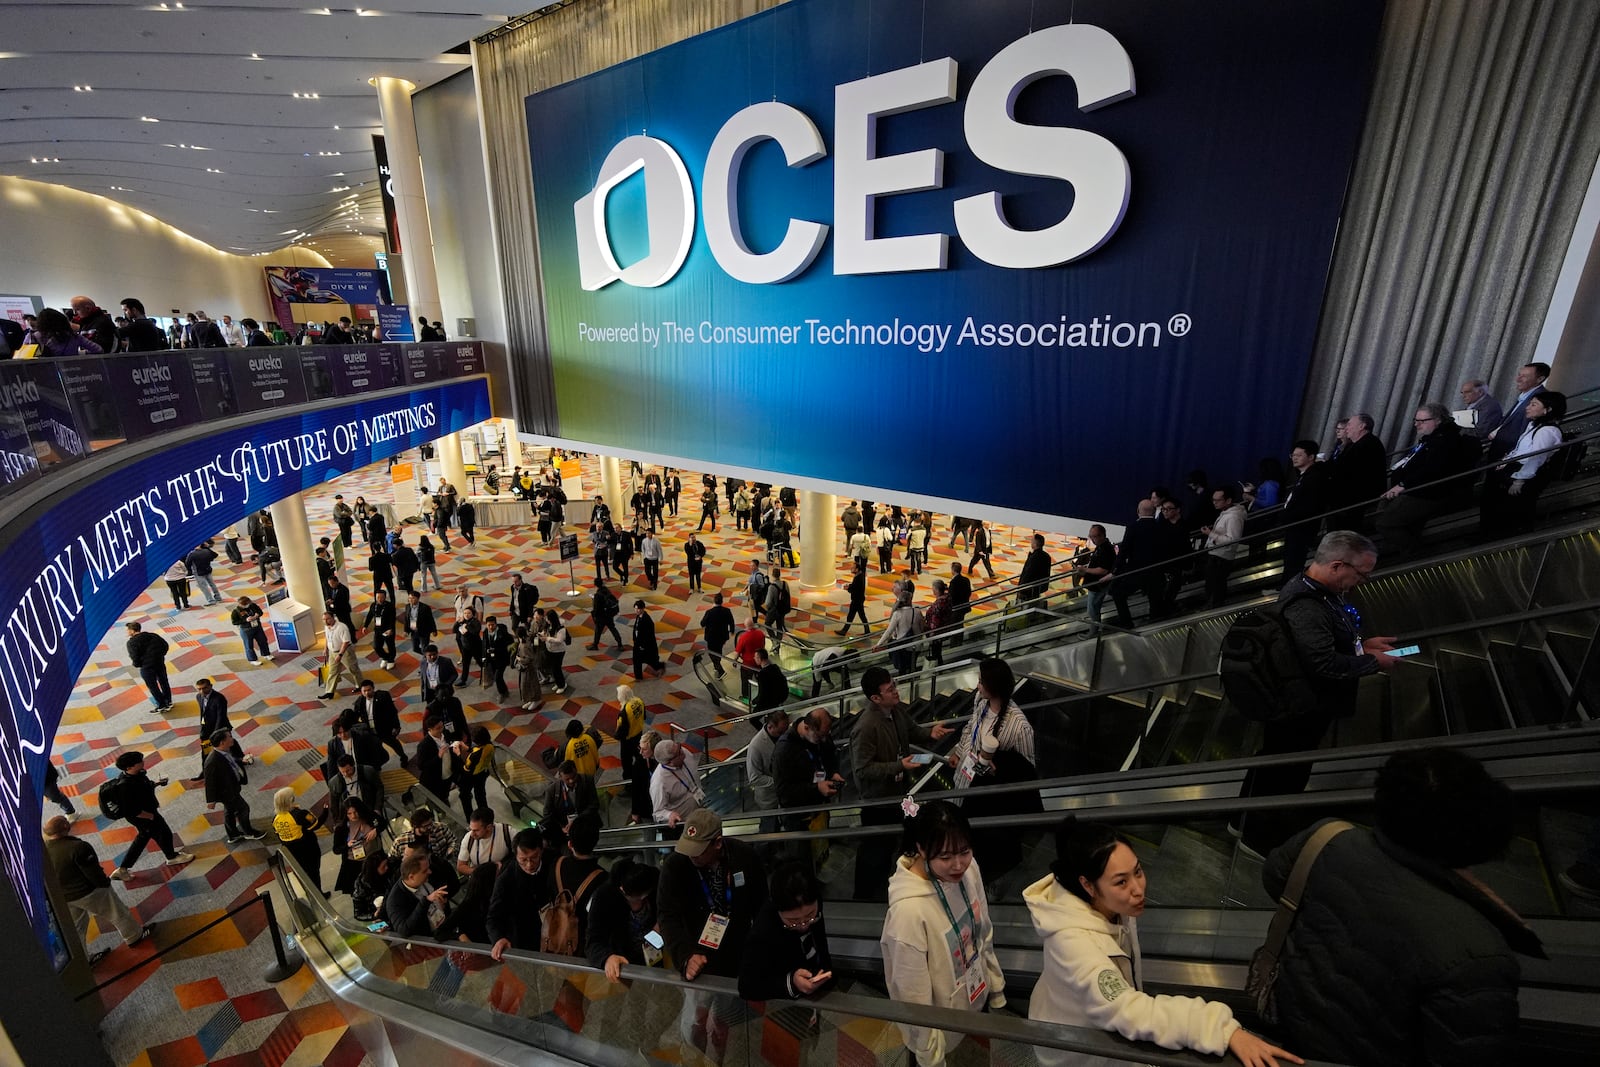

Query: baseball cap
left=675, top=809, right=723, bottom=857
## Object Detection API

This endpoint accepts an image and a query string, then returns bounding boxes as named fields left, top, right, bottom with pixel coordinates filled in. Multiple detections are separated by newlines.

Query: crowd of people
left=0, top=293, right=452, bottom=358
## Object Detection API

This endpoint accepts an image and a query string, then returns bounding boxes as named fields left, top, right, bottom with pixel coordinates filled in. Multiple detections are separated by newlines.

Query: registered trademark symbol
left=1168, top=313, right=1192, bottom=336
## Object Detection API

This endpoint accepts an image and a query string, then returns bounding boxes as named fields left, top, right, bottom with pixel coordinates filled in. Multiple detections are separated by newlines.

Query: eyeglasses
left=1335, top=560, right=1375, bottom=581
left=780, top=906, right=821, bottom=930
left=1413, top=417, right=1436, bottom=425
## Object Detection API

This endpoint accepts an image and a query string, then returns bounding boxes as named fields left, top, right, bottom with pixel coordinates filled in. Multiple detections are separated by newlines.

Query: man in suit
left=192, top=677, right=252, bottom=781
left=1328, top=412, right=1387, bottom=530
left=1110, top=500, right=1167, bottom=628
left=326, top=754, right=385, bottom=826
left=362, top=587, right=397, bottom=670
left=1280, top=440, right=1334, bottom=577
left=1485, top=361, right=1550, bottom=462
left=367, top=545, right=396, bottom=604
left=508, top=574, right=538, bottom=631
left=481, top=616, right=514, bottom=701
left=418, top=644, right=459, bottom=704
left=416, top=714, right=465, bottom=809
left=1457, top=379, right=1504, bottom=440
left=354, top=679, right=407, bottom=765
left=325, top=574, right=355, bottom=634
left=1017, top=533, right=1053, bottom=603
left=401, top=591, right=437, bottom=654
left=203, top=729, right=263, bottom=843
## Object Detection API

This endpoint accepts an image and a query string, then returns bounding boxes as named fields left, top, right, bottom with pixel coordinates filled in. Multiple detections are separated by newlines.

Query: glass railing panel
left=1529, top=529, right=1600, bottom=608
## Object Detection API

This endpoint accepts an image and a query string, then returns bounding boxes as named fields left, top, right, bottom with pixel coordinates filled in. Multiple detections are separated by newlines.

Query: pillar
left=439, top=430, right=468, bottom=493
left=600, top=456, right=625, bottom=520
left=270, top=492, right=325, bottom=620
left=799, top=490, right=837, bottom=591
left=371, top=76, right=442, bottom=324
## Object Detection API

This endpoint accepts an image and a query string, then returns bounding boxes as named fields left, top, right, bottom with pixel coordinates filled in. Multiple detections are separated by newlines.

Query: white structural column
left=270, top=492, right=325, bottom=619
left=439, top=432, right=469, bottom=493
left=600, top=456, right=625, bottom=520
left=371, top=76, right=442, bottom=324
left=799, top=490, right=836, bottom=591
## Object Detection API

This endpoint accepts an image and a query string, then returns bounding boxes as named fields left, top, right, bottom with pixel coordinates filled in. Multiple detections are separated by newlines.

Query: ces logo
left=574, top=24, right=1136, bottom=292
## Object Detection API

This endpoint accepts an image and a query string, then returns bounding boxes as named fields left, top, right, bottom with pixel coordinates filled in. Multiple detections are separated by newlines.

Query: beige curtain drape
left=473, top=0, right=785, bottom=434
left=1297, top=0, right=1600, bottom=450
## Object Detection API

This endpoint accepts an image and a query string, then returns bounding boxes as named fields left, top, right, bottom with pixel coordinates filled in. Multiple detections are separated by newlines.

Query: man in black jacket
left=363, top=588, right=397, bottom=671
left=481, top=615, right=513, bottom=700
left=1238, top=531, right=1399, bottom=856
left=416, top=714, right=465, bottom=806
left=508, top=574, right=538, bottom=631
left=772, top=709, right=845, bottom=835
left=1375, top=403, right=1479, bottom=563
left=367, top=546, right=396, bottom=604
left=391, top=539, right=420, bottom=596
left=386, top=851, right=457, bottom=940
left=1280, top=440, right=1334, bottom=577
left=45, top=816, right=150, bottom=955
left=125, top=621, right=173, bottom=712
left=752, top=649, right=788, bottom=713
left=417, top=645, right=459, bottom=704
left=488, top=829, right=552, bottom=959
left=117, top=298, right=168, bottom=352
left=1017, top=533, right=1052, bottom=603
left=1264, top=747, right=1543, bottom=1067
left=108, top=751, right=194, bottom=879
left=658, top=809, right=766, bottom=981
left=1328, top=412, right=1387, bottom=530
left=542, top=762, right=600, bottom=848
left=1110, top=501, right=1166, bottom=628
left=325, top=574, right=355, bottom=634
left=203, top=729, right=263, bottom=843
left=193, top=677, right=253, bottom=781
left=402, top=593, right=438, bottom=655
left=354, top=679, right=407, bottom=764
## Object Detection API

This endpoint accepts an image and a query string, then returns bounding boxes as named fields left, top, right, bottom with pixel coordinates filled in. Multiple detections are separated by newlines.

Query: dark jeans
left=643, top=558, right=660, bottom=587
left=121, top=813, right=178, bottom=868
left=373, top=629, right=396, bottom=663
left=688, top=563, right=702, bottom=590
left=139, top=663, right=172, bottom=708
left=842, top=601, right=869, bottom=633
left=854, top=802, right=901, bottom=901
left=221, top=798, right=257, bottom=839
left=970, top=550, right=995, bottom=579
left=461, top=773, right=489, bottom=819
left=698, top=509, right=717, bottom=531
left=1238, top=710, right=1334, bottom=853
left=486, top=662, right=508, bottom=698
left=1204, top=555, right=1234, bottom=607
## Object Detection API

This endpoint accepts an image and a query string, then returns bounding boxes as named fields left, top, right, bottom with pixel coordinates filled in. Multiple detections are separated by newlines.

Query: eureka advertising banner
left=521, top=0, right=1384, bottom=524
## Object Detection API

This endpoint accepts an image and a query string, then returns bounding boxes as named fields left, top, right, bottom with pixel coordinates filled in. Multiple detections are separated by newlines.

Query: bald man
left=44, top=816, right=149, bottom=956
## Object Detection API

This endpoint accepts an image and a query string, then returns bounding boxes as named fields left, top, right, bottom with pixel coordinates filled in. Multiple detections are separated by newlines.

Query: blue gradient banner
left=0, top=377, right=490, bottom=950
left=522, top=0, right=1384, bottom=523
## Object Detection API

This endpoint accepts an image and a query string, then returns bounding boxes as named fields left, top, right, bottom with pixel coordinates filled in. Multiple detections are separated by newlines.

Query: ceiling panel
left=0, top=0, right=529, bottom=262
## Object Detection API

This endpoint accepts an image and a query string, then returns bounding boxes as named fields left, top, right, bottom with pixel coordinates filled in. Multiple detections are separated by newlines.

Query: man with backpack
left=1221, top=530, right=1400, bottom=859
left=542, top=813, right=606, bottom=957
left=587, top=579, right=623, bottom=652
left=762, top=567, right=792, bottom=647
left=105, top=751, right=195, bottom=880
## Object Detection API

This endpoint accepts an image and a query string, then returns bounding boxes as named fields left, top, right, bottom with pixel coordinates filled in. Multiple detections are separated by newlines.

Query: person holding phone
left=586, top=858, right=663, bottom=983
left=738, top=862, right=835, bottom=1001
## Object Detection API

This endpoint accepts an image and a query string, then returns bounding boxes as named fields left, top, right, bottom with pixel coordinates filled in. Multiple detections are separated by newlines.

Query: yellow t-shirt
left=618, top=698, right=646, bottom=741
left=565, top=733, right=599, bottom=777
left=274, top=810, right=304, bottom=843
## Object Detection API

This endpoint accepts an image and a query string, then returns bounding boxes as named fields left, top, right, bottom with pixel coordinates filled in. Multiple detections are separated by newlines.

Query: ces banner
left=521, top=0, right=1384, bottom=524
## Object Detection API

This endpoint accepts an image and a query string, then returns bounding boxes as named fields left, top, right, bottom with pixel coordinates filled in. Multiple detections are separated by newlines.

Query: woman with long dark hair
left=1024, top=816, right=1300, bottom=1067
left=945, top=658, right=1041, bottom=882
left=26, top=307, right=103, bottom=357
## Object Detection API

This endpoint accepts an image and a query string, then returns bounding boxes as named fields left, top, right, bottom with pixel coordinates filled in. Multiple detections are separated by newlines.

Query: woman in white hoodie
left=1024, top=817, right=1302, bottom=1067
left=881, top=800, right=1006, bottom=1067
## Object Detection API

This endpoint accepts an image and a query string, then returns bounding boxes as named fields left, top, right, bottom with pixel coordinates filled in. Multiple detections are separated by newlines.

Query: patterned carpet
left=52, top=449, right=1062, bottom=1065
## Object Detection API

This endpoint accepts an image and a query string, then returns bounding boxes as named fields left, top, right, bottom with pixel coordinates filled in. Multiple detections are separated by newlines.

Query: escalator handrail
left=268, top=848, right=1354, bottom=1067
left=603, top=720, right=1600, bottom=828
left=592, top=770, right=1592, bottom=854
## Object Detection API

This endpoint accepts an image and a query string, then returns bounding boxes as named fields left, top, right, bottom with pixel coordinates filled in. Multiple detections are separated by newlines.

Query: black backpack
left=773, top=581, right=792, bottom=617
left=1217, top=593, right=1321, bottom=722
left=98, top=775, right=128, bottom=821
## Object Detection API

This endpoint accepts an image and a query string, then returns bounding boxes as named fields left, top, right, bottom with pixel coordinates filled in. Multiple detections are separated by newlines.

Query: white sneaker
left=166, top=851, right=195, bottom=866
left=110, top=867, right=130, bottom=880
left=240, top=754, right=255, bottom=765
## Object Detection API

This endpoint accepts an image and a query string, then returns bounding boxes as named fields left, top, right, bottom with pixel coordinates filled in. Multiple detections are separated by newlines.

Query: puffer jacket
left=1263, top=819, right=1544, bottom=1067
left=881, top=855, right=1005, bottom=1067
left=1022, top=873, right=1238, bottom=1067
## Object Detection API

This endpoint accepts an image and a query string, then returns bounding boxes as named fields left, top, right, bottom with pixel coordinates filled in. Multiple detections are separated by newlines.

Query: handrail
left=268, top=848, right=1355, bottom=1067
left=594, top=770, right=1593, bottom=854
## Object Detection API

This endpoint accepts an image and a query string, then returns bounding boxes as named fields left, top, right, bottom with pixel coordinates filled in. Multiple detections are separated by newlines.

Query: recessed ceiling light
left=73, top=85, right=92, bottom=92
left=140, top=115, right=160, bottom=122
left=206, top=167, right=223, bottom=173
left=292, top=92, right=320, bottom=99
left=332, top=125, right=340, bottom=130
left=249, top=53, right=263, bottom=60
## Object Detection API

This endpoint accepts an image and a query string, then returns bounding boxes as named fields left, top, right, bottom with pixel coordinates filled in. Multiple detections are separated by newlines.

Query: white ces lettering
left=571, top=23, right=1135, bottom=289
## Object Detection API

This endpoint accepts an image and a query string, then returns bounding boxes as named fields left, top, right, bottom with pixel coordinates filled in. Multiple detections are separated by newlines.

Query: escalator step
left=1488, top=643, right=1570, bottom=727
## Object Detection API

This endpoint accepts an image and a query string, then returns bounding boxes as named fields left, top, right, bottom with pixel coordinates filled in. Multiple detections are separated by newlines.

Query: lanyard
left=933, top=876, right=976, bottom=968
left=971, top=706, right=988, bottom=752
left=696, top=861, right=733, bottom=914
left=669, top=766, right=695, bottom=793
